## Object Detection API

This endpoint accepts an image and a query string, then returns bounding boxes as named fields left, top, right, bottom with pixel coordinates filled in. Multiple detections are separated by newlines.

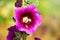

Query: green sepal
left=13, top=31, right=29, bottom=40
left=13, top=31, right=22, bottom=40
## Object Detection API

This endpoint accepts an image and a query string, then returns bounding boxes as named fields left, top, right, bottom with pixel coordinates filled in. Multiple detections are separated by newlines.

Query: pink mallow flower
left=14, top=5, right=42, bottom=34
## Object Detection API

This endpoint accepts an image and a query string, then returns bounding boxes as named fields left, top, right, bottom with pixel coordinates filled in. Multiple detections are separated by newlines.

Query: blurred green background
left=0, top=0, right=60, bottom=40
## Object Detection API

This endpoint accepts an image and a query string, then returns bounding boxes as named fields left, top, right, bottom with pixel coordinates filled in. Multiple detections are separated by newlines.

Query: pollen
left=23, top=17, right=32, bottom=23
left=23, top=17, right=29, bottom=23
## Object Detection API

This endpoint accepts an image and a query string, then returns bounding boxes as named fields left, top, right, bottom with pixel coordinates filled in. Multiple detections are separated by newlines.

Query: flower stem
left=22, top=32, right=27, bottom=40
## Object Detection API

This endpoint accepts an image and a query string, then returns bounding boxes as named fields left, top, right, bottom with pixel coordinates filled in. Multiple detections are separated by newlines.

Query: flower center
left=22, top=16, right=32, bottom=28
left=23, top=17, right=31, bottom=23
left=20, top=12, right=34, bottom=28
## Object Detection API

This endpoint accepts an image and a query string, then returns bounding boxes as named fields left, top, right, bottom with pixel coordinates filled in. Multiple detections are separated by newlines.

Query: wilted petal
left=7, top=25, right=19, bottom=40
left=34, top=37, right=41, bottom=40
left=15, top=0, right=22, bottom=7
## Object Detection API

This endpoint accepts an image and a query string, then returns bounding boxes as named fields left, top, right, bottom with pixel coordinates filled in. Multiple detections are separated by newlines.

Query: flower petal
left=14, top=5, right=42, bottom=34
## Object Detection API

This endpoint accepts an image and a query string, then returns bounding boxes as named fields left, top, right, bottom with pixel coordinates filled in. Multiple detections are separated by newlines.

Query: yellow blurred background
left=0, top=0, right=60, bottom=40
